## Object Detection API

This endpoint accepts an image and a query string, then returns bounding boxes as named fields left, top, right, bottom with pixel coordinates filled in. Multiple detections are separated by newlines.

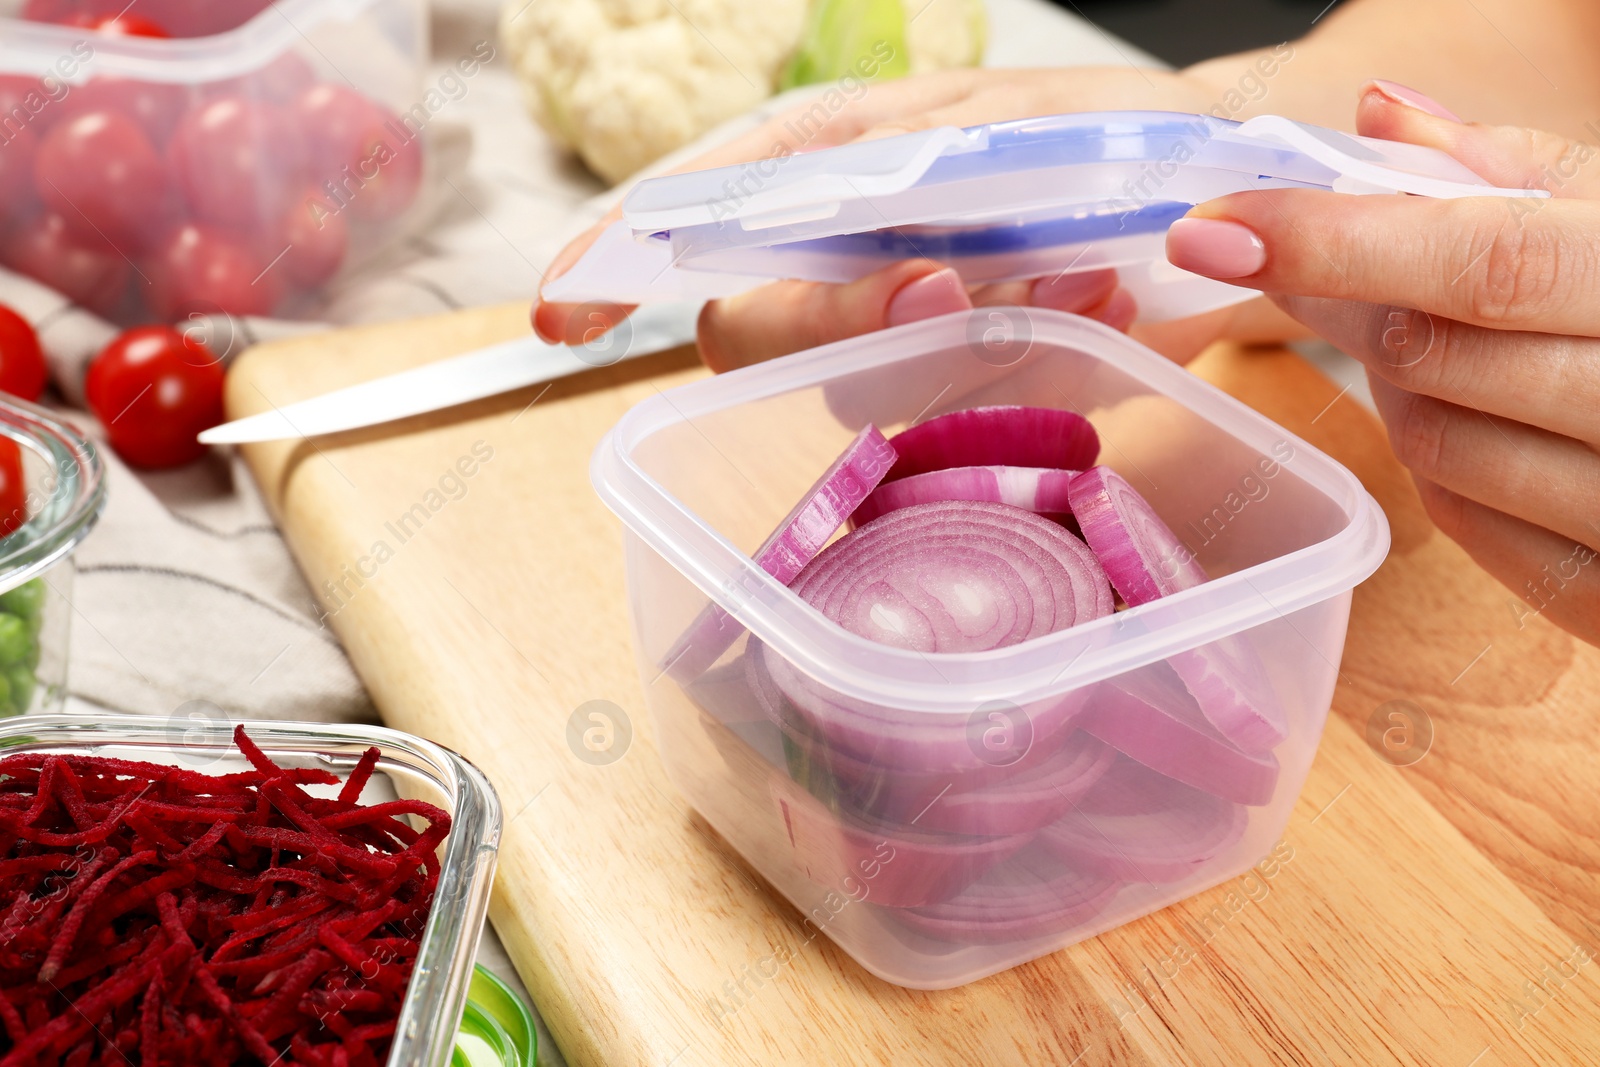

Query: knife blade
left=200, top=301, right=703, bottom=445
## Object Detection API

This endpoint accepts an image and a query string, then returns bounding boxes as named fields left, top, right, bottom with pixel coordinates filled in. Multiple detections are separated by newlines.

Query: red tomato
left=62, top=11, right=170, bottom=35
left=52, top=78, right=189, bottom=145
left=167, top=98, right=303, bottom=229
left=1, top=213, right=130, bottom=315
left=34, top=110, right=169, bottom=249
left=0, top=306, right=48, bottom=402
left=0, top=440, right=27, bottom=538
left=270, top=187, right=348, bottom=289
left=86, top=325, right=223, bottom=468
left=0, top=79, right=43, bottom=211
left=145, top=223, right=284, bottom=319
left=292, top=84, right=421, bottom=223
left=207, top=53, right=317, bottom=106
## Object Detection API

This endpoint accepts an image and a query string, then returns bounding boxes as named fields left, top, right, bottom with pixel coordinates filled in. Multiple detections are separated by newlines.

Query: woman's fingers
left=696, top=260, right=972, bottom=372
left=1272, top=295, right=1600, bottom=443
left=1366, top=373, right=1600, bottom=552
left=1354, top=81, right=1600, bottom=198
left=1166, top=189, right=1600, bottom=336
left=1411, top=475, right=1600, bottom=646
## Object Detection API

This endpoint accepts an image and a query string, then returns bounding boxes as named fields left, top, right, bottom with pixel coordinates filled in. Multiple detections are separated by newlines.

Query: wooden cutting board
left=228, top=304, right=1600, bottom=1067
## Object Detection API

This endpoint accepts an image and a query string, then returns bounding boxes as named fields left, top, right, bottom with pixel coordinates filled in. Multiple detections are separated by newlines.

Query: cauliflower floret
left=499, top=0, right=987, bottom=185
left=500, top=0, right=808, bottom=185
left=902, top=0, right=987, bottom=74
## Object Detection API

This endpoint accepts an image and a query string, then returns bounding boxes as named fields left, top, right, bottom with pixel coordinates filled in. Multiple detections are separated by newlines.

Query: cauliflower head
left=499, top=0, right=987, bottom=185
left=500, top=0, right=808, bottom=185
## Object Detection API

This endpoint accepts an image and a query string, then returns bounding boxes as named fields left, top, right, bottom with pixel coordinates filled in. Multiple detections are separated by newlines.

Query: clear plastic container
left=0, top=0, right=430, bottom=322
left=591, top=308, right=1390, bottom=988
left=0, top=397, right=104, bottom=717
left=0, top=713, right=503, bottom=1066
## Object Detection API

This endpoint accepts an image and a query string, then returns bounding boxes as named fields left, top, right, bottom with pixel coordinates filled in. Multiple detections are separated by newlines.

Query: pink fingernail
left=1369, top=79, right=1463, bottom=123
left=887, top=268, right=971, bottom=327
left=1166, top=218, right=1266, bottom=280
left=1030, top=269, right=1117, bottom=313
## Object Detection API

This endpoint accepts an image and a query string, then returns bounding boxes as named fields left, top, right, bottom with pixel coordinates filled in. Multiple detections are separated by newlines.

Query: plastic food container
left=0, top=713, right=503, bottom=1066
left=591, top=308, right=1390, bottom=987
left=0, top=398, right=103, bottom=718
left=0, top=0, right=430, bottom=322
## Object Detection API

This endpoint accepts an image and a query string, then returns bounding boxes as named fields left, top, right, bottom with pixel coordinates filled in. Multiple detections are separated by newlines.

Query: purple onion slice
left=792, top=500, right=1113, bottom=654
left=1068, top=465, right=1286, bottom=753
left=1066, top=465, right=1206, bottom=606
left=1038, top=758, right=1247, bottom=884
left=1079, top=663, right=1280, bottom=806
left=892, top=844, right=1119, bottom=942
left=883, top=406, right=1099, bottom=484
left=660, top=425, right=896, bottom=683
left=768, top=770, right=1031, bottom=909
left=851, top=465, right=1080, bottom=528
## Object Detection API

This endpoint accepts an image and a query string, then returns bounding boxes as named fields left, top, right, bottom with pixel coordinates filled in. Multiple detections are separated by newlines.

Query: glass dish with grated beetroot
left=0, top=714, right=500, bottom=1067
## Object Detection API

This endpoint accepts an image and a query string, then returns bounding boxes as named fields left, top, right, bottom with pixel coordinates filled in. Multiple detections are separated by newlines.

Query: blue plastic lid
left=544, top=110, right=1545, bottom=322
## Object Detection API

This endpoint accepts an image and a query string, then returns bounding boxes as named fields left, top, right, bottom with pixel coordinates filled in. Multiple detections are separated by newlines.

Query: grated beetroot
left=0, top=728, right=449, bottom=1066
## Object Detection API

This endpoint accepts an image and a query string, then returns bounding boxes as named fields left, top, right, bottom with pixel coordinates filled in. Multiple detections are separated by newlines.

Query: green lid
left=453, top=966, right=538, bottom=1067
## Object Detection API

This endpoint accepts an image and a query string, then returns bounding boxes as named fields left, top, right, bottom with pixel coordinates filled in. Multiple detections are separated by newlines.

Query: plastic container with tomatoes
left=0, top=0, right=432, bottom=322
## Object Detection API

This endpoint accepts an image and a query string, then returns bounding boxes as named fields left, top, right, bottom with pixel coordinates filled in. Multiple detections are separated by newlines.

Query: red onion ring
left=851, top=465, right=1079, bottom=528
left=884, top=405, right=1099, bottom=483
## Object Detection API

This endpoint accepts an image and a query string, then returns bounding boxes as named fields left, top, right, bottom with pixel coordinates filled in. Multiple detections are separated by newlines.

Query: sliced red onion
left=1079, top=663, right=1279, bottom=806
left=851, top=465, right=1080, bottom=528
left=1167, top=635, right=1285, bottom=755
left=1038, top=758, right=1247, bottom=884
left=768, top=771, right=1031, bottom=908
left=752, top=636, right=1092, bottom=784
left=1066, top=465, right=1206, bottom=605
left=1068, top=466, right=1286, bottom=753
left=661, top=425, right=896, bottom=683
left=835, top=731, right=1116, bottom=837
left=892, top=845, right=1118, bottom=942
left=884, top=406, right=1099, bottom=483
left=793, top=500, right=1113, bottom=654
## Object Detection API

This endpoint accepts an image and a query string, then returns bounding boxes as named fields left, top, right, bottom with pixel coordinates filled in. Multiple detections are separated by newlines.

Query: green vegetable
left=0, top=579, right=44, bottom=620
left=0, top=615, right=30, bottom=667
left=0, top=672, right=16, bottom=718
left=780, top=0, right=911, bottom=91
left=7, top=665, right=34, bottom=713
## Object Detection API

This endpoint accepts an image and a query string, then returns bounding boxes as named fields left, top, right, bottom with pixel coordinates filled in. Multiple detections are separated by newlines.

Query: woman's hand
left=1167, top=80, right=1600, bottom=643
left=531, top=65, right=1306, bottom=371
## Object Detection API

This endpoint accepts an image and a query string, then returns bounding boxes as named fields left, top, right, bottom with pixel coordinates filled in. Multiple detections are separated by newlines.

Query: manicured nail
left=887, top=268, right=972, bottom=327
left=1166, top=217, right=1267, bottom=280
left=1030, top=269, right=1117, bottom=313
left=1368, top=79, right=1463, bottom=123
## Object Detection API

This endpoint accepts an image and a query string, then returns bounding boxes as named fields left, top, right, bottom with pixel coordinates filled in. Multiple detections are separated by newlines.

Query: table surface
left=227, top=302, right=1600, bottom=1067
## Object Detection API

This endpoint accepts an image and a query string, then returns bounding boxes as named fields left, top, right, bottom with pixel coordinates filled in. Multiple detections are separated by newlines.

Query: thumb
left=1355, top=79, right=1600, bottom=197
left=696, top=261, right=972, bottom=373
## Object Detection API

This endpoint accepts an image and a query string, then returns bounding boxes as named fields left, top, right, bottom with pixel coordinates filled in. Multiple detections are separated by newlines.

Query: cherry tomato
left=167, top=98, right=303, bottom=230
left=0, top=439, right=27, bottom=538
left=1, top=213, right=130, bottom=315
left=52, top=78, right=188, bottom=145
left=0, top=79, right=42, bottom=211
left=270, top=187, right=348, bottom=289
left=145, top=223, right=284, bottom=319
left=62, top=11, right=169, bottom=35
left=34, top=110, right=169, bottom=249
left=208, top=53, right=317, bottom=106
left=0, top=307, right=48, bottom=402
left=292, top=84, right=421, bottom=223
left=86, top=326, right=223, bottom=468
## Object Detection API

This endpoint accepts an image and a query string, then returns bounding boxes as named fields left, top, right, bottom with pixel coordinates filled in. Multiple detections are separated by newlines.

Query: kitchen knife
left=199, top=301, right=702, bottom=445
